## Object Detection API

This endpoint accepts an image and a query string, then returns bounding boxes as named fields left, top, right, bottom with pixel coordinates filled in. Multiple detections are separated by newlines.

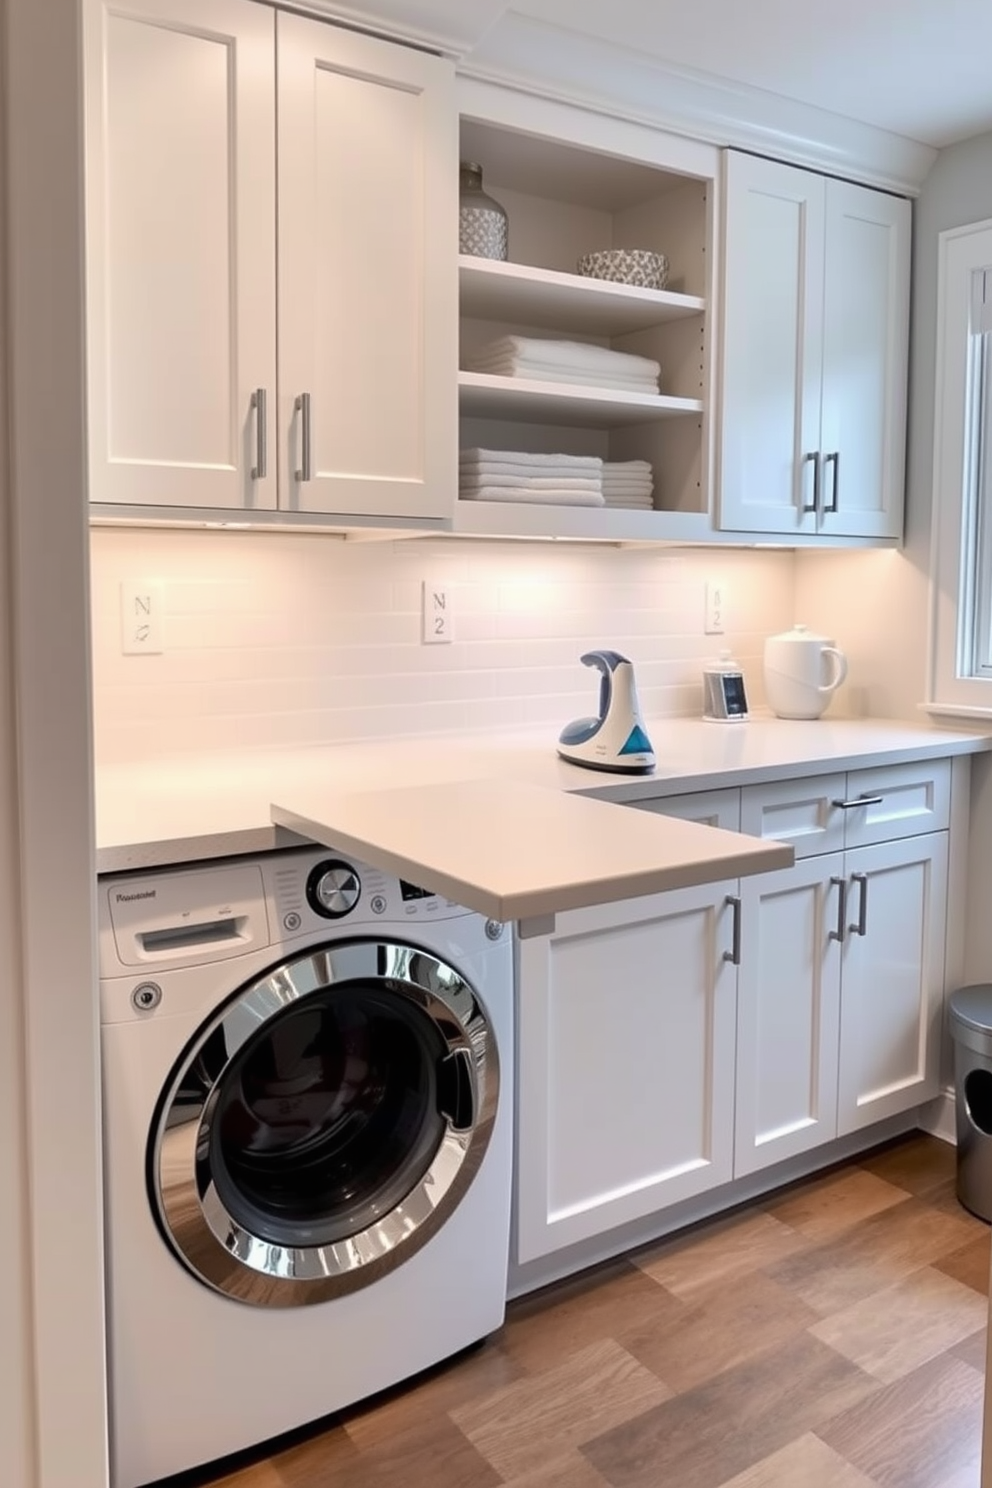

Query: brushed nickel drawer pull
left=829, top=875, right=847, bottom=943
left=832, top=795, right=884, bottom=810
left=723, top=895, right=742, bottom=966
left=250, top=387, right=267, bottom=480
left=850, top=872, right=869, bottom=937
left=802, top=450, right=821, bottom=514
left=823, top=450, right=840, bottom=513
left=295, top=392, right=312, bottom=482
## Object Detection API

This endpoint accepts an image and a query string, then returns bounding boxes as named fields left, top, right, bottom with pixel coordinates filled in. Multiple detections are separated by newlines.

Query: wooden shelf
left=458, top=371, right=703, bottom=427
left=459, top=256, right=705, bottom=336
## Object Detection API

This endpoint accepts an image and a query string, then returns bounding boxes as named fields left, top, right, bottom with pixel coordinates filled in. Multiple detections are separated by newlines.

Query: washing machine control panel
left=266, top=848, right=471, bottom=935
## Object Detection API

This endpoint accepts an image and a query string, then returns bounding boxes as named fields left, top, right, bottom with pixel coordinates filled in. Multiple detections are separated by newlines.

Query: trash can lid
left=949, top=984, right=992, bottom=1037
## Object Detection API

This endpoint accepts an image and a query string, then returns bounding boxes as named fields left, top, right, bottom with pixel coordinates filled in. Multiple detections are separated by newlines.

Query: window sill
left=920, top=700, right=992, bottom=724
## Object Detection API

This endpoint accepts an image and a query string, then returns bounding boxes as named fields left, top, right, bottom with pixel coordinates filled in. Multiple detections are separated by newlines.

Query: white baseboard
left=917, top=1085, right=957, bottom=1145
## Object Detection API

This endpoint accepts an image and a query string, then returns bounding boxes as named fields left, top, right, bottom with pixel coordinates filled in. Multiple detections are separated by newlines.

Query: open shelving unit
left=453, top=107, right=718, bottom=542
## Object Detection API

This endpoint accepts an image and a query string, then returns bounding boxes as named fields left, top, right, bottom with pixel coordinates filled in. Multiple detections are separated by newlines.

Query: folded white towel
left=460, top=478, right=603, bottom=494
left=460, top=487, right=606, bottom=507
left=602, top=482, right=655, bottom=495
left=461, top=467, right=600, bottom=485
left=469, top=336, right=661, bottom=379
left=604, top=459, right=653, bottom=475
left=605, top=500, right=655, bottom=510
left=460, top=448, right=603, bottom=472
left=467, top=362, right=660, bottom=394
left=461, top=459, right=602, bottom=477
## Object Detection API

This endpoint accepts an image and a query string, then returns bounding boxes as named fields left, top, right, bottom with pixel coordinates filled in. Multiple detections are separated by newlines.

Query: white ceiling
left=496, top=0, right=992, bottom=150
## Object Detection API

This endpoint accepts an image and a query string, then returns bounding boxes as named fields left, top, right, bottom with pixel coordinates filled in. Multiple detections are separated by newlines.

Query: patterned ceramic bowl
left=576, top=248, right=670, bottom=290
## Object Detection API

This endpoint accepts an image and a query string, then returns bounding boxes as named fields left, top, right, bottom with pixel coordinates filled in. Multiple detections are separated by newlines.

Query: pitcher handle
left=820, top=646, right=848, bottom=694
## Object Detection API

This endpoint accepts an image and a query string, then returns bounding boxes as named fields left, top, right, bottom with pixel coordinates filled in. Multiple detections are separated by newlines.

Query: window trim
left=927, top=216, right=992, bottom=714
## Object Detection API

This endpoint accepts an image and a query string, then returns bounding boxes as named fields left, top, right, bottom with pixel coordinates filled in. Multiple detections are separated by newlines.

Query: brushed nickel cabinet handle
left=823, top=450, right=840, bottom=513
left=831, top=795, right=884, bottom=810
left=802, top=450, right=822, bottom=514
left=295, top=392, right=312, bottom=482
left=723, top=895, right=742, bottom=966
left=250, top=388, right=267, bottom=480
left=850, top=872, right=869, bottom=937
left=829, top=875, right=847, bottom=943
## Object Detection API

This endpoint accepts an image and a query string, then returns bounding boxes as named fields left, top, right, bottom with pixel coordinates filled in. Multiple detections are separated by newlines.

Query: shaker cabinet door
left=718, top=152, right=825, bottom=535
left=276, top=13, right=457, bottom=520
left=515, top=882, right=739, bottom=1264
left=818, top=180, right=911, bottom=540
left=735, top=854, right=843, bottom=1176
left=85, top=0, right=278, bottom=511
left=837, top=832, right=947, bottom=1133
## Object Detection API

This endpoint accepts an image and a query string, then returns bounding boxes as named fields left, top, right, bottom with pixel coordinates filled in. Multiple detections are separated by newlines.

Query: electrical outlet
left=704, top=580, right=726, bottom=635
left=120, top=581, right=164, bottom=654
left=422, top=581, right=454, bottom=644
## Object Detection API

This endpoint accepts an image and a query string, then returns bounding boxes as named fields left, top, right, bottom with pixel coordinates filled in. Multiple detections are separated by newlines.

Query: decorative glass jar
left=458, top=162, right=508, bottom=261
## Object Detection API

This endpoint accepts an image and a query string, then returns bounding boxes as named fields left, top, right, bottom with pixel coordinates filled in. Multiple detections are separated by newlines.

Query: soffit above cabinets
left=311, top=1, right=949, bottom=193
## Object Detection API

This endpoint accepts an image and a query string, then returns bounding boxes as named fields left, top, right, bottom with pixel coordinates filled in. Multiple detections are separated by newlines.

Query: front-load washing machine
left=98, top=845, right=513, bottom=1487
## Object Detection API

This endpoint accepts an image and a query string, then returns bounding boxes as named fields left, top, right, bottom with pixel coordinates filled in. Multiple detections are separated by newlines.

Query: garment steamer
left=557, top=650, right=656, bottom=774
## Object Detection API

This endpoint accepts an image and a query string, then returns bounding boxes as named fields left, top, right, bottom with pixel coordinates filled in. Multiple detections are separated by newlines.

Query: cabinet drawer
left=628, top=788, right=741, bottom=833
left=740, top=774, right=846, bottom=859
left=840, top=760, right=951, bottom=847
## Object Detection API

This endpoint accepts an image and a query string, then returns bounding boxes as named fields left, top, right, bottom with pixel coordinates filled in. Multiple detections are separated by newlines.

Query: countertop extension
left=270, top=777, right=793, bottom=924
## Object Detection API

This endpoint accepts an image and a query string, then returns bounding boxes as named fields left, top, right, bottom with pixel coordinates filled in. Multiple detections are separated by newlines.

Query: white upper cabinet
left=818, top=181, right=910, bottom=540
left=718, top=150, right=910, bottom=540
left=85, top=0, right=278, bottom=511
left=85, top=0, right=456, bottom=524
left=277, top=15, right=456, bottom=520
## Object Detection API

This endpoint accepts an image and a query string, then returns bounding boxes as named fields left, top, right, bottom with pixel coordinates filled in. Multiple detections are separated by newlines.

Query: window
left=928, top=218, right=992, bottom=714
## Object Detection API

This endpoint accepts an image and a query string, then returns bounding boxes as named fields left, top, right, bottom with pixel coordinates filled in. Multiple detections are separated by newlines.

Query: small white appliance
left=763, top=624, right=849, bottom=719
left=703, top=650, right=749, bottom=722
left=98, top=846, right=513, bottom=1487
left=557, top=649, right=656, bottom=773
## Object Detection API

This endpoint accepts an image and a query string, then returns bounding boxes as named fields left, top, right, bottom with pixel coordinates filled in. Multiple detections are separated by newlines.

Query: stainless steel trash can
left=949, top=983, right=992, bottom=1222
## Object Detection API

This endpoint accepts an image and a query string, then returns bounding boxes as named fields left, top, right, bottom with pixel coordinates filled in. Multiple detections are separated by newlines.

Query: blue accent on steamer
left=619, top=724, right=654, bottom=756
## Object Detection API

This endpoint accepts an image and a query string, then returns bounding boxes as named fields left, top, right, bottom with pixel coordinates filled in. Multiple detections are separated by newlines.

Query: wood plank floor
left=166, top=1135, right=991, bottom=1488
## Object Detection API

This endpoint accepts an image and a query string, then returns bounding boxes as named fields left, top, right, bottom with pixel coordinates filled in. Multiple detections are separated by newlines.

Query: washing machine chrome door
left=150, top=939, right=499, bottom=1307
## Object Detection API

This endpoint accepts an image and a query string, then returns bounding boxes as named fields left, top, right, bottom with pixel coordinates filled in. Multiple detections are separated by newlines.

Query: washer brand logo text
left=115, top=889, right=156, bottom=902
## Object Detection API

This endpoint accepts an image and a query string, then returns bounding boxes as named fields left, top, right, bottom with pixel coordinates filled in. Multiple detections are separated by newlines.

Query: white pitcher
left=763, top=624, right=848, bottom=719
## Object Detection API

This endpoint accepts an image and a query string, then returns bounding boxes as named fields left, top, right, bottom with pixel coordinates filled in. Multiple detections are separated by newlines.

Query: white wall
left=89, top=528, right=796, bottom=763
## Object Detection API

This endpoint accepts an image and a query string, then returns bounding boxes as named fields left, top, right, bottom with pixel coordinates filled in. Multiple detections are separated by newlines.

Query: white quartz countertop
left=271, top=777, right=793, bottom=923
left=96, top=715, right=992, bottom=878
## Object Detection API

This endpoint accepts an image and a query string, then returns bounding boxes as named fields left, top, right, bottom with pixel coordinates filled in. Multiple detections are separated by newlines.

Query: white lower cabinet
left=837, top=832, right=948, bottom=1134
left=734, top=853, right=843, bottom=1176
left=514, top=759, right=953, bottom=1266
left=514, top=881, right=739, bottom=1264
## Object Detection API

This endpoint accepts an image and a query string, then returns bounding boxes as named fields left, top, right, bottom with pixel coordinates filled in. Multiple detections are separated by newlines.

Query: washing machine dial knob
left=306, top=860, right=362, bottom=919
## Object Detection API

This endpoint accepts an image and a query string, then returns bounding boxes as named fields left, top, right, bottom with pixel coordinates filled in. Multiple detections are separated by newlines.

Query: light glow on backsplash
left=89, top=528, right=797, bottom=764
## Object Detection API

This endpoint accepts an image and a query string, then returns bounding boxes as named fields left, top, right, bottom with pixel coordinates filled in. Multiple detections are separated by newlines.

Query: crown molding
left=277, top=0, right=510, bottom=56
left=461, top=13, right=937, bottom=194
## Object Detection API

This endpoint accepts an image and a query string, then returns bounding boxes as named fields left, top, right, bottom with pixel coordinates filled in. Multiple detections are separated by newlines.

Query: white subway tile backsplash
left=89, top=528, right=796, bottom=764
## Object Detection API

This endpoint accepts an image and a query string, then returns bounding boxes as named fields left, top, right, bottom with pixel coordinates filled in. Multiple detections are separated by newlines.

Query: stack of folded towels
left=602, top=460, right=655, bottom=511
left=464, top=336, right=661, bottom=394
left=459, top=448, right=605, bottom=506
